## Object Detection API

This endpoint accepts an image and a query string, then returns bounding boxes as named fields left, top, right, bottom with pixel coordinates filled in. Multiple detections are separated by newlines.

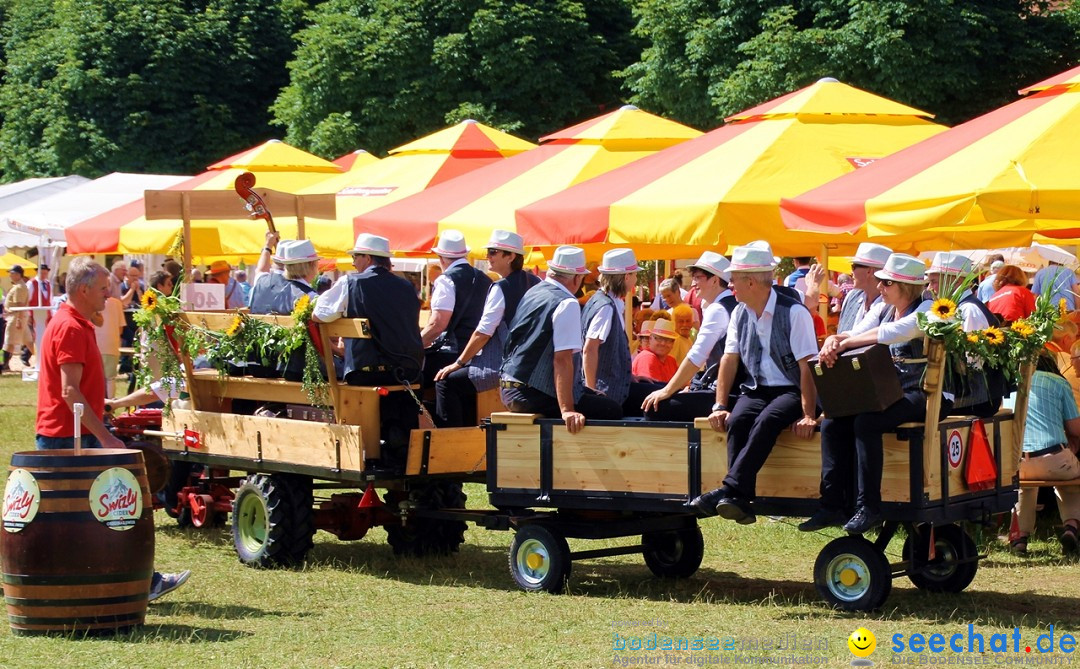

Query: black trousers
left=645, top=389, right=715, bottom=422
left=347, top=371, right=420, bottom=465
left=722, top=386, right=803, bottom=500
left=435, top=367, right=477, bottom=427
left=818, top=390, right=934, bottom=511
left=423, top=351, right=457, bottom=390
left=623, top=381, right=664, bottom=418
left=500, top=384, right=623, bottom=421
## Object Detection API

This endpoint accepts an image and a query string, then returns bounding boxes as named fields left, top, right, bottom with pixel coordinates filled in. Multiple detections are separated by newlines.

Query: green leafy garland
left=134, top=289, right=330, bottom=413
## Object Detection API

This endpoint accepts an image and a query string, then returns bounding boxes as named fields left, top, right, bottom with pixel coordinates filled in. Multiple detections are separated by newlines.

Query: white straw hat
left=431, top=230, right=469, bottom=258
left=874, top=253, right=927, bottom=284
left=849, top=243, right=893, bottom=269
left=597, top=248, right=642, bottom=274
left=350, top=233, right=391, bottom=258
left=272, top=239, right=319, bottom=265
left=927, top=252, right=973, bottom=276
left=686, top=251, right=731, bottom=281
left=487, top=229, right=525, bottom=255
left=650, top=319, right=677, bottom=340
left=729, top=245, right=778, bottom=272
left=547, top=246, right=590, bottom=275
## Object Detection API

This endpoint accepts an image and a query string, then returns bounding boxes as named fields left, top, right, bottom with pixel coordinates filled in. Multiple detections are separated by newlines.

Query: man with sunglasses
left=434, top=230, right=539, bottom=427
left=421, top=230, right=492, bottom=394
left=837, top=243, right=893, bottom=334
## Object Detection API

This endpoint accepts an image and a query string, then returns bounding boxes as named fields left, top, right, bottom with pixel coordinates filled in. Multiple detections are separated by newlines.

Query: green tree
left=624, top=1, right=1080, bottom=128
left=0, top=0, right=306, bottom=179
left=272, top=0, right=640, bottom=157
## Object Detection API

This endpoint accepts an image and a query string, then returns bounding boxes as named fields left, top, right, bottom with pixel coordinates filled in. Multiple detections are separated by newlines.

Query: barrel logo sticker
left=89, top=468, right=143, bottom=531
left=2, top=469, right=40, bottom=533
left=948, top=430, right=964, bottom=469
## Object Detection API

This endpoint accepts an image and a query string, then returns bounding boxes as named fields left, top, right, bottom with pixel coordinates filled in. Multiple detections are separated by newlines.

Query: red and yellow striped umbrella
left=516, top=79, right=944, bottom=258
left=300, top=120, right=535, bottom=256
left=781, top=64, right=1080, bottom=246
left=332, top=150, right=381, bottom=171
left=67, top=140, right=343, bottom=255
left=355, top=106, right=702, bottom=254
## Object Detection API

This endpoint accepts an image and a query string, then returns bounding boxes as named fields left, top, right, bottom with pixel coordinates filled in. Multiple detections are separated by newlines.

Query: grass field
left=1, top=373, right=1079, bottom=668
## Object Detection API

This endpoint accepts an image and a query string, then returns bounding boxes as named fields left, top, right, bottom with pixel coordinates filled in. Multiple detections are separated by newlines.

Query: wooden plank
left=145, top=189, right=335, bottom=221
left=177, top=312, right=295, bottom=329
left=922, top=338, right=944, bottom=497
left=1021, top=478, right=1080, bottom=488
left=189, top=373, right=310, bottom=404
left=491, top=412, right=541, bottom=425
left=405, top=427, right=486, bottom=476
left=336, top=387, right=383, bottom=460
left=551, top=425, right=689, bottom=495
left=494, top=423, right=541, bottom=489
left=322, top=319, right=372, bottom=339
left=163, top=409, right=364, bottom=471
left=476, top=389, right=506, bottom=422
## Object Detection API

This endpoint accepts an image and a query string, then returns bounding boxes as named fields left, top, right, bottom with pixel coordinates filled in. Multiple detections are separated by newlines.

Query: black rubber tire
left=384, top=481, right=468, bottom=557
left=509, top=524, right=572, bottom=593
left=904, top=524, right=978, bottom=593
left=232, top=473, right=315, bottom=568
left=814, top=536, right=892, bottom=612
left=642, top=527, right=705, bottom=578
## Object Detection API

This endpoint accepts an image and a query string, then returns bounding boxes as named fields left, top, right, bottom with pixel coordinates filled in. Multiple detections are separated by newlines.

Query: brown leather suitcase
left=810, top=344, right=903, bottom=418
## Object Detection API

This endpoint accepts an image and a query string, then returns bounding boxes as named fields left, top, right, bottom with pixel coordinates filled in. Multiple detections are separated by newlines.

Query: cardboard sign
left=179, top=283, right=226, bottom=311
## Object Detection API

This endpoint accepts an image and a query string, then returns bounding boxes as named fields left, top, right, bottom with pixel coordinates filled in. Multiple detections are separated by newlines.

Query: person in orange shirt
left=632, top=318, right=678, bottom=384
left=670, top=304, right=695, bottom=364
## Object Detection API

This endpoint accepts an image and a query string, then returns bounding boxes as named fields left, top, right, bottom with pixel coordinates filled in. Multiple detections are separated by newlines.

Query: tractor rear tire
left=384, top=480, right=467, bottom=557
left=232, top=473, right=315, bottom=568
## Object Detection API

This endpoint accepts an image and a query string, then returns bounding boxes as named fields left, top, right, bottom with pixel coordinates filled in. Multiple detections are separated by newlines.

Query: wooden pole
left=181, top=193, right=192, bottom=278
left=296, top=195, right=306, bottom=240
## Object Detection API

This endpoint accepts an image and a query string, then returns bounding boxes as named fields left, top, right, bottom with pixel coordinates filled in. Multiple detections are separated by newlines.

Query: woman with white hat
left=433, top=230, right=540, bottom=427
left=801, top=253, right=947, bottom=535
left=250, top=240, right=323, bottom=381
left=582, top=248, right=644, bottom=413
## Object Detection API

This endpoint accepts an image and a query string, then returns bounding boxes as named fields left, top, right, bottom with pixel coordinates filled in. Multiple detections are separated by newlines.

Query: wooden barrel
left=1, top=449, right=155, bottom=635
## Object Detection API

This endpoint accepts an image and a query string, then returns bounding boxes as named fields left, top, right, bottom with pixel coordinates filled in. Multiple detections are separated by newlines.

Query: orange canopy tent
left=781, top=64, right=1080, bottom=248
left=300, top=120, right=535, bottom=256
left=515, top=79, right=945, bottom=258
left=354, top=105, right=702, bottom=255
left=66, top=140, right=343, bottom=255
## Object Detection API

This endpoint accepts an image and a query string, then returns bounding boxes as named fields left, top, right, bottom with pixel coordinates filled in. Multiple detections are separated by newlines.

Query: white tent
left=0, top=172, right=190, bottom=246
left=0, top=176, right=91, bottom=248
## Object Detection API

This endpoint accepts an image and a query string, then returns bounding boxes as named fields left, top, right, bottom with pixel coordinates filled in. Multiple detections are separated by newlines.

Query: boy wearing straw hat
left=422, top=230, right=493, bottom=393
left=632, top=318, right=678, bottom=383
left=501, top=245, right=622, bottom=433
left=433, top=230, right=540, bottom=427
left=689, top=245, right=819, bottom=523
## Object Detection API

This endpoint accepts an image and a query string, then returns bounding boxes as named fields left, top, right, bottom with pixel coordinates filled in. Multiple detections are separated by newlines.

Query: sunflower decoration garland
left=132, top=286, right=186, bottom=411
left=918, top=272, right=1058, bottom=383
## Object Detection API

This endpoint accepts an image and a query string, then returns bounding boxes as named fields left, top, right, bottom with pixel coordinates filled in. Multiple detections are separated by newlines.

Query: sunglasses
left=486, top=248, right=501, bottom=257
left=880, top=279, right=896, bottom=287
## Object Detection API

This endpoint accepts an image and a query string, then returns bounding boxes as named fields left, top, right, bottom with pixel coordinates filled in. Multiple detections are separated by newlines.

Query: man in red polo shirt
left=35, top=258, right=123, bottom=450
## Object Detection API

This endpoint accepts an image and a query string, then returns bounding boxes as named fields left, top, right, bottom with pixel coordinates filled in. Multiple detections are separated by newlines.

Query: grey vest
left=838, top=288, right=874, bottom=334
left=467, top=270, right=540, bottom=392
left=249, top=272, right=312, bottom=315
left=502, top=281, right=584, bottom=403
left=580, top=290, right=631, bottom=405
left=733, top=289, right=804, bottom=391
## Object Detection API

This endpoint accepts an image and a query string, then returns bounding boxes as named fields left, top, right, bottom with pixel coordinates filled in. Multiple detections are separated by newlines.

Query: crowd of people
left=9, top=231, right=1080, bottom=559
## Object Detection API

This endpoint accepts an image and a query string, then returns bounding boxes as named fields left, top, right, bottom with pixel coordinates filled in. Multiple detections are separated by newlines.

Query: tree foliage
left=623, top=0, right=1080, bottom=129
left=0, top=0, right=306, bottom=179
left=272, top=0, right=640, bottom=158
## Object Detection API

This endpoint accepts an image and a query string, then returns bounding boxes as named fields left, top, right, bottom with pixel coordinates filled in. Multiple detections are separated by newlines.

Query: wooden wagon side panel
left=163, top=408, right=365, bottom=471
left=550, top=425, right=689, bottom=496
left=493, top=421, right=542, bottom=490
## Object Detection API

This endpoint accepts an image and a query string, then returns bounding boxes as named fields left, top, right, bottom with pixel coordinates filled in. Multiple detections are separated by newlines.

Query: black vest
left=344, top=266, right=423, bottom=384
left=580, top=290, right=632, bottom=404
left=434, top=262, right=492, bottom=355
left=502, top=281, right=583, bottom=402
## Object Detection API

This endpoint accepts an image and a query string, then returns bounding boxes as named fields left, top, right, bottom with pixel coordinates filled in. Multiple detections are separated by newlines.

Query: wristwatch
left=711, top=403, right=727, bottom=413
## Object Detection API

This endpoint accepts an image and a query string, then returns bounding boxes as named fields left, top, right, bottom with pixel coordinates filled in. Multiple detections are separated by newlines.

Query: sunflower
left=291, top=294, right=311, bottom=320
left=966, top=333, right=980, bottom=344
left=931, top=298, right=957, bottom=321
left=225, top=315, right=243, bottom=337
left=140, top=290, right=158, bottom=311
left=1011, top=320, right=1035, bottom=338
left=984, top=327, right=1005, bottom=345
left=1062, top=298, right=1070, bottom=320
